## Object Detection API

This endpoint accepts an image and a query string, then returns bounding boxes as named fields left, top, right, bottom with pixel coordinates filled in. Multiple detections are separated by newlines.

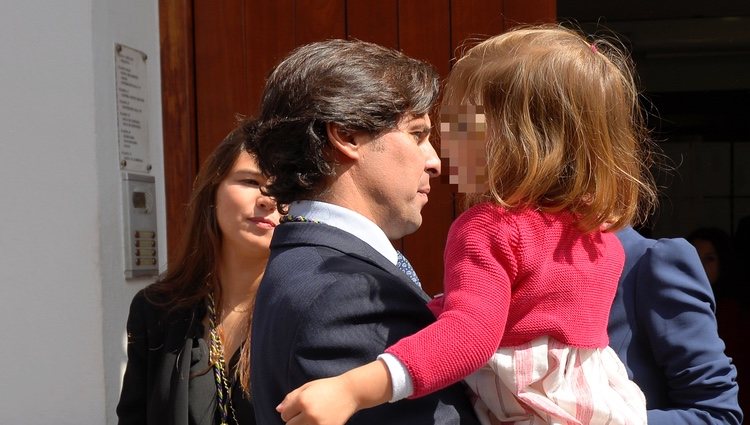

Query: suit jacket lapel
left=271, top=222, right=431, bottom=303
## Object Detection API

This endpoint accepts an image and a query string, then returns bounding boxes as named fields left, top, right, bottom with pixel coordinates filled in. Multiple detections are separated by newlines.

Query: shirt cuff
left=377, top=353, right=414, bottom=402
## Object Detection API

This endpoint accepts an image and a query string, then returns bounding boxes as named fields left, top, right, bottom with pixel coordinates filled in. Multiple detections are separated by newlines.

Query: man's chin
left=403, top=216, right=424, bottom=238
left=386, top=216, right=423, bottom=240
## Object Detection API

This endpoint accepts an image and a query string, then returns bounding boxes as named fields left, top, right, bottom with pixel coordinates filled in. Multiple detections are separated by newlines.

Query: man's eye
left=413, top=130, right=430, bottom=141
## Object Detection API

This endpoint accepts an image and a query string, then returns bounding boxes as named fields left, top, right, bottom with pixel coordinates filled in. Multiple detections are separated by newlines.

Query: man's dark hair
left=249, top=39, right=440, bottom=206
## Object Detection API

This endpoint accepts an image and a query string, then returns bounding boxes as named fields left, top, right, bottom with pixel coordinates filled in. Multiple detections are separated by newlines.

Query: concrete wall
left=0, top=1, right=164, bottom=423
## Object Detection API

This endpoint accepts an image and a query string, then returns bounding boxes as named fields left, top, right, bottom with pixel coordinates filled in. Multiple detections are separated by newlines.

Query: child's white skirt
left=464, top=336, right=646, bottom=425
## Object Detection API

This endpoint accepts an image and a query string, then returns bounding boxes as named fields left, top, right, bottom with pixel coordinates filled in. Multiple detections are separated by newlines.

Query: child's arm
left=277, top=359, right=392, bottom=425
left=385, top=204, right=515, bottom=397
left=278, top=205, right=514, bottom=423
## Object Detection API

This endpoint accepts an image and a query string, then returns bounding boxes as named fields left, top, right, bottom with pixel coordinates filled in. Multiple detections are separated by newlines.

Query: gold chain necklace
left=207, top=292, right=239, bottom=425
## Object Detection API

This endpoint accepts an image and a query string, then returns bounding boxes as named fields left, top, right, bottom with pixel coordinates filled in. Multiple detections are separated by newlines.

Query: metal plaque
left=115, top=44, right=150, bottom=173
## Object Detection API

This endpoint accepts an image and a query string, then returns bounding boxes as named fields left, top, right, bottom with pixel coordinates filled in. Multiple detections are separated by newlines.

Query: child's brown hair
left=443, top=24, right=658, bottom=232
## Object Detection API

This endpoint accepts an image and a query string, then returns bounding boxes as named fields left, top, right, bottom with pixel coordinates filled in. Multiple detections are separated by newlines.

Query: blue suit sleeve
left=634, top=238, right=742, bottom=424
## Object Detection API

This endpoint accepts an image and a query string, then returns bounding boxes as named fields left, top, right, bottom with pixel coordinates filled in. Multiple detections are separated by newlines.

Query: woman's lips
left=248, top=217, right=277, bottom=229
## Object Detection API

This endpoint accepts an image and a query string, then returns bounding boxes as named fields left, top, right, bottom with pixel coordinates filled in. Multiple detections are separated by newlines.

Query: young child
left=276, top=24, right=657, bottom=425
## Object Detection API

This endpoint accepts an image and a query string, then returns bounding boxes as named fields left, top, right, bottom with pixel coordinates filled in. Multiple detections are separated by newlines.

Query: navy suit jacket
left=251, top=222, right=480, bottom=425
left=609, top=226, right=742, bottom=424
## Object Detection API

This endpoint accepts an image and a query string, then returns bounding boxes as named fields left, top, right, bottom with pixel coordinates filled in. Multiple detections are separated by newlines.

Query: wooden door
left=160, top=0, right=556, bottom=295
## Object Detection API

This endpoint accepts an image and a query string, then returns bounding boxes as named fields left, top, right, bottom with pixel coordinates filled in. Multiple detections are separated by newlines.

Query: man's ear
left=326, top=122, right=361, bottom=160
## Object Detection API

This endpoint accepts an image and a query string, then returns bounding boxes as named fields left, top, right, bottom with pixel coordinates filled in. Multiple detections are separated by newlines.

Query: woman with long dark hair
left=117, top=119, right=280, bottom=424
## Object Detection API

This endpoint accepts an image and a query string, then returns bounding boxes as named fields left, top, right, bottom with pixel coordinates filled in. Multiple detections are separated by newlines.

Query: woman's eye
left=241, top=179, right=261, bottom=186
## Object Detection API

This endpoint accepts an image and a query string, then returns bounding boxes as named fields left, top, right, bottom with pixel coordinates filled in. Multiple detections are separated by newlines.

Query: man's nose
left=423, top=141, right=441, bottom=177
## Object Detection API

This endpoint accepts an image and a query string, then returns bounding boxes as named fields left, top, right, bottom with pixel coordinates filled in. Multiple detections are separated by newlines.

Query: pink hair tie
left=590, top=43, right=598, bottom=53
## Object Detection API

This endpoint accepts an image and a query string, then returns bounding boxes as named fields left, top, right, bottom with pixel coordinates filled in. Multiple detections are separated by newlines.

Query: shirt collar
left=288, top=200, right=399, bottom=265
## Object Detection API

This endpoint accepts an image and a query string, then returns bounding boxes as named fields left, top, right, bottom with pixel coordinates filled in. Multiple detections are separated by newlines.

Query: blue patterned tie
left=396, top=251, right=422, bottom=288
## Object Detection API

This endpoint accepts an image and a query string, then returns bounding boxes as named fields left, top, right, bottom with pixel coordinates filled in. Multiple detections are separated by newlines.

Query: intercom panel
left=122, top=172, right=158, bottom=278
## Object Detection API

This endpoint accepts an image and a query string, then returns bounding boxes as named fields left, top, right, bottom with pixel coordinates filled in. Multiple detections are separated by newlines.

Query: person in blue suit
left=246, top=39, right=480, bottom=425
left=609, top=225, right=743, bottom=424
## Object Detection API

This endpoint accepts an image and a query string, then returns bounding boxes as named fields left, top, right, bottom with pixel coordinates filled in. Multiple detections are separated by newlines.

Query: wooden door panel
left=346, top=0, right=398, bottom=48
left=398, top=0, right=452, bottom=76
left=451, top=0, right=504, bottom=54
left=162, top=0, right=557, bottom=277
left=295, top=0, right=346, bottom=45
left=160, top=0, right=198, bottom=262
left=503, top=0, right=556, bottom=28
left=194, top=0, right=250, bottom=164
left=244, top=0, right=297, bottom=118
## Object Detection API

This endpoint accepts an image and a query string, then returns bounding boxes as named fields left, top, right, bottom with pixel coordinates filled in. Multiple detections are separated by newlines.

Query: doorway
left=159, top=0, right=555, bottom=295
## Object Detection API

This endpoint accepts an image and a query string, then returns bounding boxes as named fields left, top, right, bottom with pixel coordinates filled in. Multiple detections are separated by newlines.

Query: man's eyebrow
left=408, top=123, right=432, bottom=132
left=400, top=115, right=432, bottom=134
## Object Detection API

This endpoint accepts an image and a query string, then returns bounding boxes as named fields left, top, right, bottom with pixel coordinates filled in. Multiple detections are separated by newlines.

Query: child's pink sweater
left=385, top=202, right=625, bottom=398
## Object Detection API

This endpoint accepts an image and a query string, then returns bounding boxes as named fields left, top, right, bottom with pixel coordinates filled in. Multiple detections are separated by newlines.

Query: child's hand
left=277, top=359, right=393, bottom=424
left=277, top=376, right=358, bottom=425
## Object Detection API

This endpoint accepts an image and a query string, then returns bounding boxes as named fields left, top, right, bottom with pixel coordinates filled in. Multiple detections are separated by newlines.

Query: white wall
left=0, top=1, right=164, bottom=424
